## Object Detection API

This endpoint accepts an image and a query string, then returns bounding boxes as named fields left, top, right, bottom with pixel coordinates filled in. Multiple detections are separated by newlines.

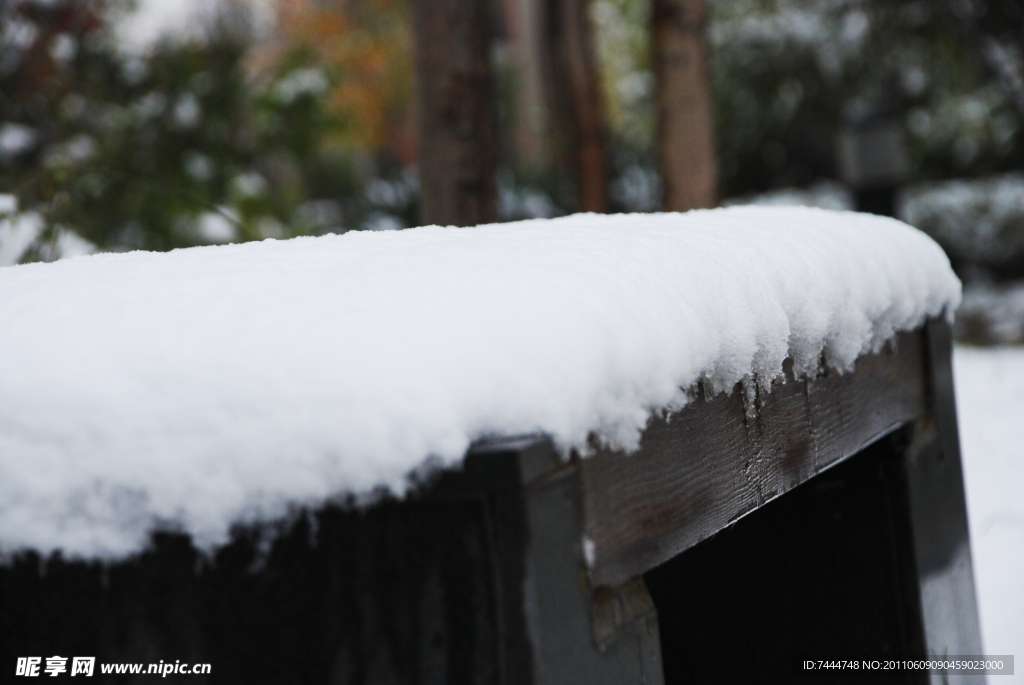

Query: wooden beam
left=645, top=430, right=930, bottom=680
left=577, top=329, right=927, bottom=587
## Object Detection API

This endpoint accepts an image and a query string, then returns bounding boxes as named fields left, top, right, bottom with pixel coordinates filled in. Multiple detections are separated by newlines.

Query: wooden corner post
left=906, top=320, right=984, bottom=665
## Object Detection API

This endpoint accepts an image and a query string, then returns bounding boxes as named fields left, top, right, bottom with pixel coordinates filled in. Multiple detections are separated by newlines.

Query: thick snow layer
left=955, top=346, right=1024, bottom=669
left=0, top=206, right=960, bottom=558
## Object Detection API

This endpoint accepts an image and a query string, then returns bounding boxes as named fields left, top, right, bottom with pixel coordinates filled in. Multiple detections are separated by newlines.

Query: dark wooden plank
left=471, top=438, right=664, bottom=684
left=645, top=430, right=929, bottom=683
left=518, top=444, right=663, bottom=684
left=580, top=329, right=928, bottom=587
left=900, top=319, right=984, bottom=666
left=0, top=454, right=532, bottom=685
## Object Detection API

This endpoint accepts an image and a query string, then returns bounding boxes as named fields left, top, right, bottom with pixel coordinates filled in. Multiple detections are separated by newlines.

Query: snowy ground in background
left=955, top=345, right=1024, bottom=675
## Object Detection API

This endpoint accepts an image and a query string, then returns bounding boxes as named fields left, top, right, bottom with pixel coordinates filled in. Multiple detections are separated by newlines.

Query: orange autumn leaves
left=255, top=0, right=415, bottom=161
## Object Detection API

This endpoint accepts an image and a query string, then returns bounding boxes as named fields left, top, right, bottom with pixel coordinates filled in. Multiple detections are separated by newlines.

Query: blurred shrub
left=252, top=0, right=414, bottom=160
left=900, top=174, right=1024, bottom=280
left=0, top=0, right=416, bottom=262
left=955, top=281, right=1024, bottom=344
left=4, top=0, right=1024, bottom=261
left=590, top=0, right=1023, bottom=200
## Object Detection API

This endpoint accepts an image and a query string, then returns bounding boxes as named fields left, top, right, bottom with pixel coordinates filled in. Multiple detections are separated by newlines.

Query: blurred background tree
left=4, top=0, right=1024, bottom=316
left=0, top=0, right=416, bottom=261
left=251, top=0, right=418, bottom=228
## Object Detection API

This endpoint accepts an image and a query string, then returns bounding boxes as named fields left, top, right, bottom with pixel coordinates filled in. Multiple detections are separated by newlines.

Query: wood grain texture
left=646, top=430, right=929, bottom=681
left=581, top=329, right=928, bottom=588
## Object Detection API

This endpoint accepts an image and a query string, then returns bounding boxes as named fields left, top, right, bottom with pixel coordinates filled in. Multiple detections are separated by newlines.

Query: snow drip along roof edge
left=0, top=206, right=961, bottom=558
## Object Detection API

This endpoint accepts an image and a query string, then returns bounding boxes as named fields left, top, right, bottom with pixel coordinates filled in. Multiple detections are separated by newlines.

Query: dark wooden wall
left=1, top=457, right=531, bottom=685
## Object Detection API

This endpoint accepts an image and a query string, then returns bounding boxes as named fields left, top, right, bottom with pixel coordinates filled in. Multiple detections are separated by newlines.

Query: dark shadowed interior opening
left=644, top=428, right=929, bottom=684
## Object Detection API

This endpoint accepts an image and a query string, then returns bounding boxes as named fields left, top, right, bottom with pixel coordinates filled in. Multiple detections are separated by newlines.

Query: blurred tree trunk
left=503, top=0, right=550, bottom=171
left=653, top=0, right=718, bottom=211
left=413, top=0, right=498, bottom=226
left=549, top=0, right=608, bottom=212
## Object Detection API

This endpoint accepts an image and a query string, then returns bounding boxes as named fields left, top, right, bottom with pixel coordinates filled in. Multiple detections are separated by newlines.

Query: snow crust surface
left=0, top=206, right=961, bottom=558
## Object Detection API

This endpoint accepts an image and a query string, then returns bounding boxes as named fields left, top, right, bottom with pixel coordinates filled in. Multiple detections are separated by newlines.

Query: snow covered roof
left=0, top=206, right=961, bottom=558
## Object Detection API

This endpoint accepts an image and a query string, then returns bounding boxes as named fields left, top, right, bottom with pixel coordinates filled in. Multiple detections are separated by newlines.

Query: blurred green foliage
left=2, top=0, right=1023, bottom=261
left=0, top=0, right=413, bottom=260
left=590, top=0, right=1023, bottom=202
